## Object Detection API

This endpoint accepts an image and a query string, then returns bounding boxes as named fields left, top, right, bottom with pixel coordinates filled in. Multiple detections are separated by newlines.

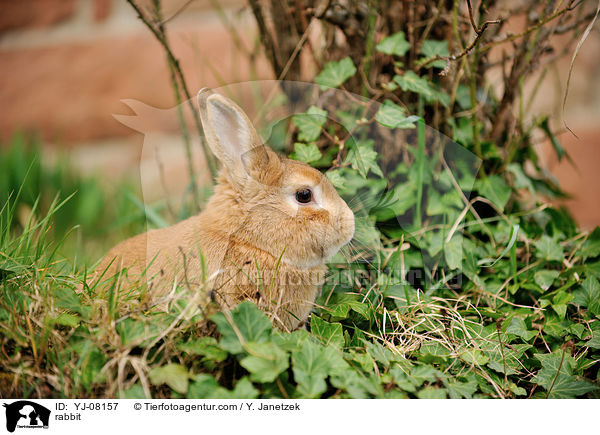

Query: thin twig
left=419, top=0, right=502, bottom=71
left=126, top=0, right=218, bottom=183
left=160, top=0, right=195, bottom=26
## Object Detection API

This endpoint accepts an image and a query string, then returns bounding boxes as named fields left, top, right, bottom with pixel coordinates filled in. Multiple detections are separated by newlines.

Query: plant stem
left=126, top=0, right=218, bottom=187
left=414, top=96, right=425, bottom=229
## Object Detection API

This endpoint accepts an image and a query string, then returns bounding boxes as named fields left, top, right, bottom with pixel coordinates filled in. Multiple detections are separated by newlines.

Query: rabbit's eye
left=295, top=188, right=313, bottom=204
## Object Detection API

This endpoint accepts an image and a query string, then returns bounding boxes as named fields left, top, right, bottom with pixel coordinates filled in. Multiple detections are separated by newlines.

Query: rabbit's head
left=198, top=89, right=354, bottom=269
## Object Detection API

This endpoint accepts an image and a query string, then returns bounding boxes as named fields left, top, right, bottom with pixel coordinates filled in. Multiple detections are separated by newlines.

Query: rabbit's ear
left=198, top=90, right=267, bottom=184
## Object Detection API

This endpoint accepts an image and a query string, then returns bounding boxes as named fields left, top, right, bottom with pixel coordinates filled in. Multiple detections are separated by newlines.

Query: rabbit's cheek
left=312, top=209, right=330, bottom=224
left=299, top=207, right=329, bottom=223
left=345, top=214, right=355, bottom=241
left=339, top=205, right=355, bottom=241
left=339, top=222, right=354, bottom=246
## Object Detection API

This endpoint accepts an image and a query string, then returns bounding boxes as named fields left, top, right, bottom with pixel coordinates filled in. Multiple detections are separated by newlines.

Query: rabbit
left=93, top=89, right=355, bottom=331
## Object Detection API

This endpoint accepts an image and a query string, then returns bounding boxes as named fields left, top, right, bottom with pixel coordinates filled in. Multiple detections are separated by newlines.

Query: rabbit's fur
left=94, top=89, right=354, bottom=330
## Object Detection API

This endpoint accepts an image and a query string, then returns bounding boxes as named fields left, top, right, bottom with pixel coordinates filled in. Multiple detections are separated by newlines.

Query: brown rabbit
left=94, top=89, right=355, bottom=330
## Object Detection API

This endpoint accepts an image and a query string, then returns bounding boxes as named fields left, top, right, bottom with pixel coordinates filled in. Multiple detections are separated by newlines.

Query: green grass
left=0, top=132, right=599, bottom=399
left=0, top=134, right=150, bottom=265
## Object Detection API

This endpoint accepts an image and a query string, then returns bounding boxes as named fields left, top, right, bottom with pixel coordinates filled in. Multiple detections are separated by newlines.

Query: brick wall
left=0, top=0, right=599, bottom=227
left=0, top=0, right=269, bottom=145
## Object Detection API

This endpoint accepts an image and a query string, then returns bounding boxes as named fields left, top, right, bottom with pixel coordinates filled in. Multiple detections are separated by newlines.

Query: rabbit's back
left=94, top=209, right=325, bottom=330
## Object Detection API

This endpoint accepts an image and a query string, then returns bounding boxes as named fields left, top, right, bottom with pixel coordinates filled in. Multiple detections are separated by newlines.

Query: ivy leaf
left=509, top=383, right=528, bottom=397
left=585, top=277, right=600, bottom=316
left=533, top=352, right=598, bottom=398
left=291, top=341, right=331, bottom=398
left=119, top=384, right=146, bottom=399
left=336, top=108, right=361, bottom=131
left=580, top=227, right=600, bottom=259
left=324, top=292, right=372, bottom=321
left=293, top=142, right=322, bottom=163
left=444, top=235, right=464, bottom=270
left=417, top=386, right=448, bottom=399
left=444, top=379, right=478, bottom=399
left=419, top=40, right=449, bottom=68
left=188, top=375, right=259, bottom=399
left=534, top=270, right=560, bottom=291
left=572, top=276, right=600, bottom=316
left=75, top=341, right=107, bottom=390
left=507, top=163, right=536, bottom=194
left=325, top=346, right=350, bottom=375
left=54, top=313, right=80, bottom=328
left=552, top=291, right=573, bottom=318
left=326, top=169, right=345, bottom=189
left=586, top=331, right=600, bottom=349
left=376, top=31, right=410, bottom=57
left=449, top=116, right=474, bottom=145
left=486, top=344, right=532, bottom=376
left=315, top=57, right=356, bottom=90
left=240, top=342, right=289, bottom=383
left=540, top=117, right=569, bottom=163
left=292, top=106, right=327, bottom=142
left=506, top=317, right=537, bottom=341
left=393, top=71, right=450, bottom=106
left=409, top=365, right=443, bottom=386
left=230, top=377, right=259, bottom=399
left=366, top=340, right=403, bottom=367
left=331, top=369, right=382, bottom=398
left=117, top=318, right=159, bottom=347
left=54, top=287, right=90, bottom=318
left=459, top=349, right=489, bottom=365
left=311, top=316, right=344, bottom=348
left=211, top=301, right=273, bottom=354
left=534, top=235, right=564, bottom=262
left=177, top=337, right=228, bottom=363
left=375, top=100, right=419, bottom=129
left=272, top=329, right=311, bottom=353
left=186, top=373, right=225, bottom=399
left=390, top=367, right=417, bottom=392
left=371, top=181, right=416, bottom=221
left=394, top=71, right=435, bottom=99
left=343, top=139, right=383, bottom=178
left=476, top=175, right=511, bottom=211
left=149, top=364, right=190, bottom=395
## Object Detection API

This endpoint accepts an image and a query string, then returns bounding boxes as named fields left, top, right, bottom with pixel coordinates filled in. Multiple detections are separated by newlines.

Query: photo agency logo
left=2, top=401, right=50, bottom=433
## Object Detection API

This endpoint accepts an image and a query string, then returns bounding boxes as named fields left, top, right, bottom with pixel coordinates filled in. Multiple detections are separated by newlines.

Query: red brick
left=0, top=0, right=76, bottom=32
left=93, top=0, right=112, bottom=22
left=542, top=128, right=600, bottom=229
left=0, top=22, right=272, bottom=145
